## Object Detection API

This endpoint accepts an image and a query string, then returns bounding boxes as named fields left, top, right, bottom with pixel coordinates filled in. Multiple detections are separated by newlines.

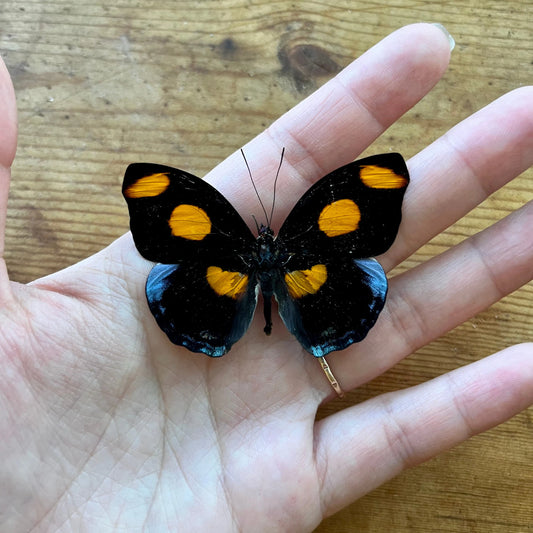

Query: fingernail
left=431, top=23, right=455, bottom=51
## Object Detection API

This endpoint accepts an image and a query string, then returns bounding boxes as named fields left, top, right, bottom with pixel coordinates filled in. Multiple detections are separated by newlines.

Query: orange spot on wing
left=206, top=266, right=249, bottom=299
left=169, top=204, right=211, bottom=240
left=124, top=173, right=170, bottom=198
left=285, top=264, right=327, bottom=299
left=318, top=199, right=360, bottom=237
left=360, top=165, right=408, bottom=189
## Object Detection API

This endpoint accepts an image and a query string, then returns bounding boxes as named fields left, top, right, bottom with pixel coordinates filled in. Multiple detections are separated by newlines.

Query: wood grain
left=1, top=1, right=531, bottom=531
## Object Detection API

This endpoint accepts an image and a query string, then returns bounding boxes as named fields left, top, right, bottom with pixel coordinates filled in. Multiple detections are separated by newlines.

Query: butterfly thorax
left=255, top=225, right=277, bottom=265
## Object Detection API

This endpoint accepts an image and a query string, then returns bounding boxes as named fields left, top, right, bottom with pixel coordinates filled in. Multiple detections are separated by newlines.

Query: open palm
left=1, top=25, right=532, bottom=532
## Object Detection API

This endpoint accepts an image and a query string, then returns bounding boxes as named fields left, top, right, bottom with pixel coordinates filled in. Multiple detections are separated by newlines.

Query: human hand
left=1, top=24, right=532, bottom=532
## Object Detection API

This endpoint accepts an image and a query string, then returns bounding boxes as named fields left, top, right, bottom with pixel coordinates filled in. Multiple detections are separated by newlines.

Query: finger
left=316, top=342, right=533, bottom=517
left=390, top=200, right=533, bottom=353
left=331, top=198, right=533, bottom=390
left=0, top=57, right=17, bottom=292
left=384, top=86, right=533, bottom=270
left=207, top=23, right=452, bottom=226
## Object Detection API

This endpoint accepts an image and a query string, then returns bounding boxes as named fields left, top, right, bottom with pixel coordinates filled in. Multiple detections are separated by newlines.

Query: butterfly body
left=123, top=153, right=409, bottom=358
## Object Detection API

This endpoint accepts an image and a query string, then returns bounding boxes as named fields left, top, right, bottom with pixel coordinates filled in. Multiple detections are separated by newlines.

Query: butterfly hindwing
left=146, top=263, right=258, bottom=356
left=275, top=257, right=387, bottom=356
left=275, top=153, right=409, bottom=356
left=123, top=163, right=258, bottom=356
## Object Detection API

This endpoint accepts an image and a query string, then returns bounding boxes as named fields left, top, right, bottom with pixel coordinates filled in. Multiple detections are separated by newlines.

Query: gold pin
left=318, top=356, right=344, bottom=398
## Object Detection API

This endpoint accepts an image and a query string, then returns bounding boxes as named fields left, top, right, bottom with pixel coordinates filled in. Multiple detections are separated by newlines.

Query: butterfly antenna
left=251, top=214, right=260, bottom=233
left=241, top=149, right=269, bottom=226
left=269, top=147, right=285, bottom=226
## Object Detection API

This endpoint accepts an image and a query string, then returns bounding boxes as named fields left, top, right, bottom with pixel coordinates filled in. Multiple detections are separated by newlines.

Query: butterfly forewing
left=123, top=163, right=256, bottom=264
left=277, top=153, right=409, bottom=258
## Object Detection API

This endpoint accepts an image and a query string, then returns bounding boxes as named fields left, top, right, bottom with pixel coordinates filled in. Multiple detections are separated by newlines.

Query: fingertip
left=386, top=22, right=453, bottom=73
left=429, top=23, right=455, bottom=51
left=449, top=342, right=533, bottom=432
left=333, top=23, right=453, bottom=138
left=501, top=85, right=533, bottom=133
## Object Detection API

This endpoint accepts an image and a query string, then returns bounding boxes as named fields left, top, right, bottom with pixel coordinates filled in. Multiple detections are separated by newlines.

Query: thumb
left=0, top=57, right=17, bottom=169
left=0, top=56, right=17, bottom=286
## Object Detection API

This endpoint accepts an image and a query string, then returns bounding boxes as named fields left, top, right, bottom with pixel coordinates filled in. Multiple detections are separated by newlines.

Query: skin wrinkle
left=443, top=371, right=481, bottom=441
left=377, top=394, right=420, bottom=472
left=206, top=385, right=242, bottom=533
left=262, top=29, right=450, bottom=193
left=448, top=88, right=533, bottom=191
left=332, top=73, right=388, bottom=134
left=154, top=417, right=196, bottom=528
left=30, top=497, right=69, bottom=533
left=138, top=328, right=167, bottom=531
left=314, top=347, right=533, bottom=519
left=347, top=204, right=533, bottom=398
left=471, top=207, right=533, bottom=295
left=441, top=131, right=492, bottom=200
left=467, top=234, right=508, bottom=301
left=313, top=416, right=332, bottom=523
left=203, top=362, right=320, bottom=530
left=33, top=419, right=111, bottom=530
left=300, top=349, right=331, bottom=404
left=315, top=406, right=377, bottom=513
left=264, top=121, right=329, bottom=191
left=437, top=348, right=533, bottom=443
left=42, top=356, right=151, bottom=527
left=381, top=281, right=430, bottom=357
left=266, top=79, right=340, bottom=167
left=206, top=379, right=294, bottom=440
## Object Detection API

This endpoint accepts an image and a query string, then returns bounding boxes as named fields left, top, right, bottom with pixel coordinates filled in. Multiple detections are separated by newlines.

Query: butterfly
left=122, top=152, right=409, bottom=358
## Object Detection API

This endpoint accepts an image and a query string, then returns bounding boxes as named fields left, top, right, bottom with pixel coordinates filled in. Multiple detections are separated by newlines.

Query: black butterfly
left=123, top=153, right=409, bottom=357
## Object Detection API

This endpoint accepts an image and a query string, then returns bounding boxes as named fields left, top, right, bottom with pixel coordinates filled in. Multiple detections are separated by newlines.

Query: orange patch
left=206, top=266, right=249, bottom=299
left=124, top=173, right=170, bottom=198
left=360, top=165, right=408, bottom=189
left=318, top=199, right=360, bottom=237
left=169, top=204, right=211, bottom=240
left=285, top=264, right=327, bottom=299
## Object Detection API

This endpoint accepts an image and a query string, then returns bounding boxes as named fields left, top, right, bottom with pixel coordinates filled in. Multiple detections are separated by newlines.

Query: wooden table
left=1, top=1, right=531, bottom=531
